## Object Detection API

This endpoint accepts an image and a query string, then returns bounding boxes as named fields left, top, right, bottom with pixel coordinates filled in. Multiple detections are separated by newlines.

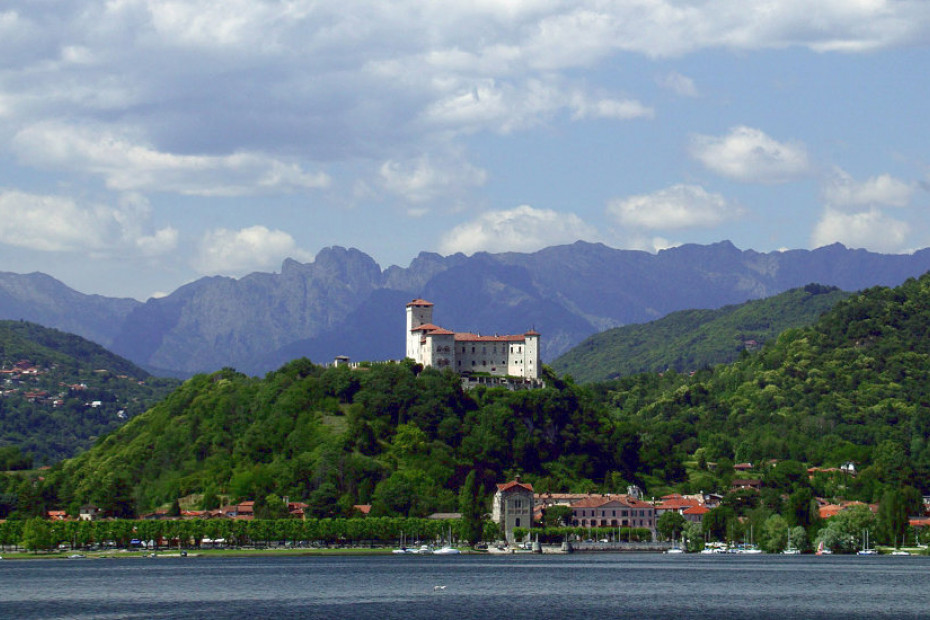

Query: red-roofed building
left=406, top=299, right=541, bottom=379
left=569, top=495, right=656, bottom=532
left=654, top=493, right=703, bottom=517
left=492, top=477, right=534, bottom=542
left=682, top=505, right=709, bottom=523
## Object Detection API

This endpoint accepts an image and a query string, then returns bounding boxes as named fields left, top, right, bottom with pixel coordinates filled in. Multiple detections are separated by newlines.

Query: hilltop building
left=406, top=299, right=541, bottom=380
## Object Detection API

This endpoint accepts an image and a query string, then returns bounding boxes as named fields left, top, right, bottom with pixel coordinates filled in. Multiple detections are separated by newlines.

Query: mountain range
left=2, top=240, right=930, bottom=377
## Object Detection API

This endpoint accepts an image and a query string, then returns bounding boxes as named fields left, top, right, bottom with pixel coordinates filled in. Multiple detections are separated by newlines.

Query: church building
left=405, top=299, right=541, bottom=379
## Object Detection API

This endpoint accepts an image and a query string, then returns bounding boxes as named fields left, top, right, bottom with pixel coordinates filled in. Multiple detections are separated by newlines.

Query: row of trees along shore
left=6, top=517, right=498, bottom=553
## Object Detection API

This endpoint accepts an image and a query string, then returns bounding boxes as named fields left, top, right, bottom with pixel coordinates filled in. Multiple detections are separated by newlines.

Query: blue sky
left=1, top=1, right=929, bottom=300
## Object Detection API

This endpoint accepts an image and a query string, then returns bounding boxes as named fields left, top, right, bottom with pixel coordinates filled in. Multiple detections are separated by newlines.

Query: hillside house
left=406, top=299, right=541, bottom=380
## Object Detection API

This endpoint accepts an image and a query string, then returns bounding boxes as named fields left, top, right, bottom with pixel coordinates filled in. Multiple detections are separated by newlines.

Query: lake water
left=2, top=553, right=929, bottom=619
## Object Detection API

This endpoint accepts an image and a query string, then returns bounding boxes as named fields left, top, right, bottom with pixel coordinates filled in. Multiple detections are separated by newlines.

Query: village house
left=568, top=495, right=656, bottom=532
left=682, top=505, right=709, bottom=524
left=653, top=493, right=704, bottom=517
left=492, top=477, right=534, bottom=542
left=406, top=299, right=541, bottom=380
left=79, top=504, right=101, bottom=521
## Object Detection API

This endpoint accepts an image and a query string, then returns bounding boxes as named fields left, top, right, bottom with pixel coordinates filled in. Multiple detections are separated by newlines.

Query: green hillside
left=40, top=361, right=622, bottom=518
left=6, top=273, right=930, bottom=551
left=552, top=284, right=850, bottom=382
left=0, top=321, right=180, bottom=465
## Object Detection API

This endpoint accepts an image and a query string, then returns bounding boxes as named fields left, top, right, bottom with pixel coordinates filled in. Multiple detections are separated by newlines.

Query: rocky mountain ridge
left=1, top=241, right=929, bottom=376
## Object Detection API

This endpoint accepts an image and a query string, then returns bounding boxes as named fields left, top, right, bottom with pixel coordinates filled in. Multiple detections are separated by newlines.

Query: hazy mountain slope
left=3, top=241, right=930, bottom=377
left=551, top=284, right=852, bottom=382
left=0, top=272, right=139, bottom=348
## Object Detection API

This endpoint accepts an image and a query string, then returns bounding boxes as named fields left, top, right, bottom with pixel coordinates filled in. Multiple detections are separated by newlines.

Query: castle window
left=482, top=360, right=486, bottom=366
left=471, top=361, right=476, bottom=366
left=471, top=346, right=475, bottom=354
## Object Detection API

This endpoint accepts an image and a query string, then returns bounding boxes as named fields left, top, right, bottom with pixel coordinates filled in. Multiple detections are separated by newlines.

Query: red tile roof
left=406, top=299, right=434, bottom=307
left=455, top=333, right=527, bottom=342
left=497, top=480, right=534, bottom=493
left=683, top=505, right=709, bottom=515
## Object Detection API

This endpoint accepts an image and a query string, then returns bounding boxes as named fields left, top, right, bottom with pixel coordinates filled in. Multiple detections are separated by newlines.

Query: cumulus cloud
left=380, top=153, right=488, bottom=204
left=0, top=189, right=176, bottom=255
left=607, top=184, right=741, bottom=230
left=822, top=168, right=914, bottom=208
left=811, top=207, right=910, bottom=252
left=439, top=205, right=597, bottom=255
left=193, top=225, right=311, bottom=276
left=690, top=126, right=811, bottom=183
left=3, top=1, right=926, bottom=196
left=12, top=123, right=330, bottom=197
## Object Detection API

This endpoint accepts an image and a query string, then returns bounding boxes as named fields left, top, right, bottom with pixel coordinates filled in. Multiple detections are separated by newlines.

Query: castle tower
left=523, top=329, right=540, bottom=379
left=405, top=299, right=434, bottom=361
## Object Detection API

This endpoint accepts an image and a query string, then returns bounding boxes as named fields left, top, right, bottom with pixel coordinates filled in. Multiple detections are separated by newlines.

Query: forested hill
left=605, top=272, right=930, bottom=500
left=21, top=271, right=930, bottom=521
left=552, top=284, right=851, bottom=382
left=46, top=362, right=627, bottom=517
left=0, top=321, right=180, bottom=465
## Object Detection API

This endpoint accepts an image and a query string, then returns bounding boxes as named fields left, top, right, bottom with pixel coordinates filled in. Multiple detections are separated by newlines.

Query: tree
left=21, top=517, right=53, bottom=554
left=761, top=513, right=788, bottom=553
left=877, top=489, right=909, bottom=547
left=542, top=505, right=573, bottom=528
left=703, top=506, right=735, bottom=542
left=168, top=498, right=181, bottom=517
left=656, top=511, right=686, bottom=541
left=458, top=470, right=484, bottom=545
left=785, top=487, right=817, bottom=529
left=682, top=521, right=704, bottom=552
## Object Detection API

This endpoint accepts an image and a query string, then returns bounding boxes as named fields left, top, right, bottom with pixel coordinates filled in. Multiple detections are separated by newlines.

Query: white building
left=405, top=299, right=541, bottom=379
left=492, top=477, right=535, bottom=542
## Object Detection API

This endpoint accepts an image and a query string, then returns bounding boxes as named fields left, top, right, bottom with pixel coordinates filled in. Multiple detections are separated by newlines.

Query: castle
left=406, top=299, right=541, bottom=380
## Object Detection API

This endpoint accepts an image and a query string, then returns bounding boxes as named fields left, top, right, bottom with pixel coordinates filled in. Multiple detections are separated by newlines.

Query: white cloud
left=380, top=154, right=488, bottom=204
left=570, top=95, right=654, bottom=121
left=439, top=205, right=597, bottom=255
left=607, top=184, right=741, bottom=230
left=0, top=189, right=175, bottom=254
left=193, top=225, right=311, bottom=276
left=822, top=168, right=914, bottom=208
left=136, top=227, right=179, bottom=256
left=12, top=123, right=330, bottom=197
left=690, top=126, right=811, bottom=184
left=657, top=71, right=698, bottom=97
left=811, top=207, right=910, bottom=252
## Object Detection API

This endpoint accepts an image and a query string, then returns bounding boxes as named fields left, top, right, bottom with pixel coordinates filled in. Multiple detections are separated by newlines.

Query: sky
left=2, top=1, right=930, bottom=300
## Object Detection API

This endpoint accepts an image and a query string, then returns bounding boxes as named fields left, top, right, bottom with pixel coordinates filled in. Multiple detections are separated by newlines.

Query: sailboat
left=782, top=530, right=801, bottom=555
left=857, top=529, right=878, bottom=556
left=815, top=540, right=832, bottom=555
left=433, top=527, right=461, bottom=555
left=666, top=532, right=684, bottom=554
left=740, top=526, right=763, bottom=554
left=392, top=532, right=415, bottom=554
